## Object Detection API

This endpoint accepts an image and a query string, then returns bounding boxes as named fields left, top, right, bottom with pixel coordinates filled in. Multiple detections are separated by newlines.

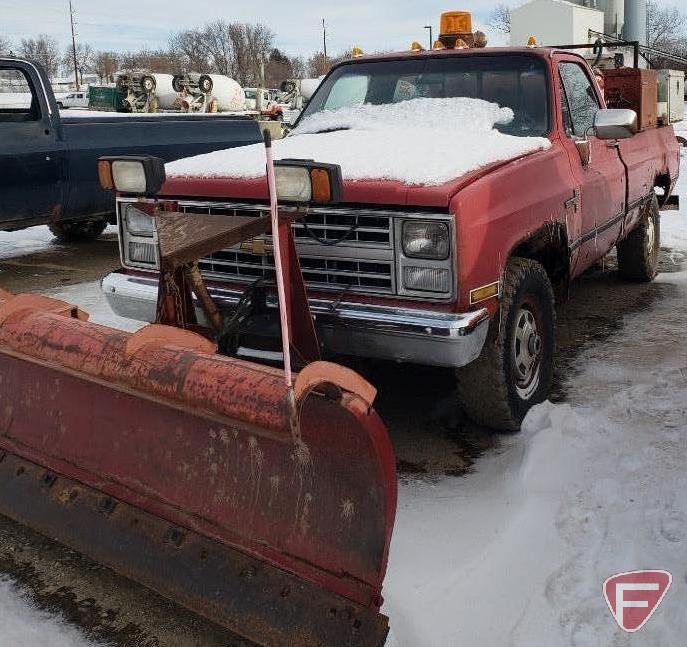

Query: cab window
left=558, top=62, right=600, bottom=138
left=0, top=68, right=41, bottom=122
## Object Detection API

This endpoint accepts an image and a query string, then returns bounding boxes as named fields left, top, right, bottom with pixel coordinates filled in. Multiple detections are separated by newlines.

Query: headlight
left=402, top=221, right=450, bottom=260
left=98, top=156, right=166, bottom=196
left=273, top=160, right=342, bottom=204
left=112, top=160, right=147, bottom=194
left=275, top=166, right=312, bottom=202
left=124, top=205, right=154, bottom=237
left=403, top=267, right=450, bottom=292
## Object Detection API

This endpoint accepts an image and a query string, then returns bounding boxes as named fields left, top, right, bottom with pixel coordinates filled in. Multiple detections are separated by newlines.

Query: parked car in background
left=57, top=90, right=89, bottom=109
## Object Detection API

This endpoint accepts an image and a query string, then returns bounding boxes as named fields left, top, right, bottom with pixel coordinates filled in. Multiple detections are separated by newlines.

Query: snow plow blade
left=0, top=292, right=397, bottom=646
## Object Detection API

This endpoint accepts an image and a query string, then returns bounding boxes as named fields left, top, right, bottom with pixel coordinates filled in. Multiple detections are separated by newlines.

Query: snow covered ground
left=383, top=135, right=687, bottom=645
left=0, top=225, right=118, bottom=261
left=0, top=130, right=684, bottom=646
left=0, top=577, right=100, bottom=647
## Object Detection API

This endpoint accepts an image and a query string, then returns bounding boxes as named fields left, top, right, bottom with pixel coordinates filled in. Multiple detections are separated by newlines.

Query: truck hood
left=161, top=153, right=543, bottom=208
left=162, top=97, right=551, bottom=208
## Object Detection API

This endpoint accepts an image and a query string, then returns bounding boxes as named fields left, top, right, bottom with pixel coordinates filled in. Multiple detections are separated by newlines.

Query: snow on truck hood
left=165, top=97, right=551, bottom=187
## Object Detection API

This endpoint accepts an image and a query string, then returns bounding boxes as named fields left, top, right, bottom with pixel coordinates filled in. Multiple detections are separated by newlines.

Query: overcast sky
left=0, top=0, right=514, bottom=57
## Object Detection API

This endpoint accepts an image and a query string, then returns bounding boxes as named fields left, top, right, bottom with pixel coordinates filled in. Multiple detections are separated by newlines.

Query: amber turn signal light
left=97, top=159, right=114, bottom=190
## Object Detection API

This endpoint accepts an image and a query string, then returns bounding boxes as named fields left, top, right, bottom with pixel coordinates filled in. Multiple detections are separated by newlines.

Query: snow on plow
left=0, top=136, right=397, bottom=646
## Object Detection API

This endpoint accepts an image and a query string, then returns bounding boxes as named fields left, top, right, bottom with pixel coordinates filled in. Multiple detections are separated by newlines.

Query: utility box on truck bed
left=603, top=68, right=658, bottom=130
left=657, top=69, right=685, bottom=124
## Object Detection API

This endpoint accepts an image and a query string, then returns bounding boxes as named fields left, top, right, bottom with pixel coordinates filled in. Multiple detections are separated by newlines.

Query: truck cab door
left=0, top=62, right=64, bottom=229
left=556, top=58, right=626, bottom=275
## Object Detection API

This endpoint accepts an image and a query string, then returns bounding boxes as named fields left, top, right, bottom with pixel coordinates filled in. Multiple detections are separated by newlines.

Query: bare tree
left=119, top=49, right=181, bottom=74
left=289, top=55, right=306, bottom=79
left=306, top=51, right=331, bottom=77
left=244, top=23, right=274, bottom=86
left=19, top=35, right=60, bottom=77
left=646, top=1, right=687, bottom=70
left=93, top=51, right=119, bottom=83
left=203, top=20, right=234, bottom=76
left=0, top=36, right=11, bottom=56
left=488, top=3, right=511, bottom=34
left=62, top=43, right=94, bottom=85
left=169, top=29, right=212, bottom=72
left=306, top=50, right=352, bottom=78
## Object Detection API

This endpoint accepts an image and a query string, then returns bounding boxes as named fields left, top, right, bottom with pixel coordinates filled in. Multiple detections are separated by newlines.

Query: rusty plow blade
left=0, top=292, right=397, bottom=646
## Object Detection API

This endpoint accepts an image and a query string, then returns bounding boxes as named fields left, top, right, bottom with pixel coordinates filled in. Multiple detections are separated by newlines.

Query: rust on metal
left=0, top=302, right=397, bottom=635
left=0, top=451, right=390, bottom=647
left=124, top=323, right=216, bottom=356
left=184, top=263, right=222, bottom=332
left=155, top=211, right=272, bottom=268
left=294, top=361, right=377, bottom=413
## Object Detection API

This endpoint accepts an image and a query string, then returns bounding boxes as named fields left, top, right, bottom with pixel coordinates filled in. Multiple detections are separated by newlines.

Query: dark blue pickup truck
left=0, top=58, right=262, bottom=240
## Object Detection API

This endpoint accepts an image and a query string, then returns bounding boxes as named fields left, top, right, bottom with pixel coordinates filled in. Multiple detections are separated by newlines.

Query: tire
left=198, top=75, right=213, bottom=94
left=616, top=194, right=660, bottom=282
left=141, top=75, right=156, bottom=93
left=172, top=75, right=185, bottom=93
left=456, top=258, right=555, bottom=431
left=57, top=101, right=64, bottom=109
left=48, top=219, right=108, bottom=242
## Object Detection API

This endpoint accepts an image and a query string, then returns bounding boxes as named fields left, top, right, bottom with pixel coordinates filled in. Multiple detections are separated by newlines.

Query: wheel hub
left=512, top=306, right=542, bottom=396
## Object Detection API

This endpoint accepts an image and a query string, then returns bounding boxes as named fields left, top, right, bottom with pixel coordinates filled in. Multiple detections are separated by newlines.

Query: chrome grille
left=179, top=201, right=395, bottom=294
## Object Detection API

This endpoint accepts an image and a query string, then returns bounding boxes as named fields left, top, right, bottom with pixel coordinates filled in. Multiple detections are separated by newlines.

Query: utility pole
left=424, top=25, right=433, bottom=50
left=69, top=0, right=79, bottom=90
left=322, top=19, right=328, bottom=62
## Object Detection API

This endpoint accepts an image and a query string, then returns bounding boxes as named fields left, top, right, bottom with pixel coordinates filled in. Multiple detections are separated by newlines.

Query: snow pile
left=383, top=147, right=687, bottom=645
left=294, top=97, right=515, bottom=135
left=0, top=577, right=99, bottom=647
left=166, top=97, right=551, bottom=186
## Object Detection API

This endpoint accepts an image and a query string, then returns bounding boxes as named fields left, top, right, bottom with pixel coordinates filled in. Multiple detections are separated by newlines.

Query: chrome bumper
left=101, top=272, right=489, bottom=368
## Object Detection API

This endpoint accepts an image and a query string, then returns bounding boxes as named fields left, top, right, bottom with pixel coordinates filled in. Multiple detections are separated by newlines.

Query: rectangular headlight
left=275, top=166, right=312, bottom=202
left=124, top=205, right=154, bottom=237
left=402, top=221, right=450, bottom=260
left=112, top=160, right=147, bottom=194
left=403, top=266, right=450, bottom=292
left=99, top=156, right=166, bottom=196
left=128, top=241, right=157, bottom=264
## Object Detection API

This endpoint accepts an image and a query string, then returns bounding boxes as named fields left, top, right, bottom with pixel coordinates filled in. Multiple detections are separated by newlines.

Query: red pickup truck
left=102, top=43, right=680, bottom=430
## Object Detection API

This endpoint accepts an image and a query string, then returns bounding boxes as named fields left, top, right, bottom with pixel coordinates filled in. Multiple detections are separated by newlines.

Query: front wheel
left=456, top=257, right=555, bottom=431
left=616, top=194, right=660, bottom=282
left=48, top=219, right=108, bottom=242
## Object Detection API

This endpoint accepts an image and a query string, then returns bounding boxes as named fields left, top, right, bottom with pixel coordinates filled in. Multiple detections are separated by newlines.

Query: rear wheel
left=616, top=194, right=660, bottom=282
left=48, top=219, right=108, bottom=242
left=456, top=257, right=555, bottom=431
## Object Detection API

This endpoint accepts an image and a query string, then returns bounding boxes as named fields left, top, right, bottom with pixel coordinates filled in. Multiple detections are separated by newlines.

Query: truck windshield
left=301, top=54, right=549, bottom=137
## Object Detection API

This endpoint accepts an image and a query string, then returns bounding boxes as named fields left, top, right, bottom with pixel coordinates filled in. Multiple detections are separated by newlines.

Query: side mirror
left=594, top=108, right=638, bottom=140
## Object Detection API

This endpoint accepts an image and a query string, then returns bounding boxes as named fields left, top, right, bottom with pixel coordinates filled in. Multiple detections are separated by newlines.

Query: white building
left=510, top=0, right=605, bottom=47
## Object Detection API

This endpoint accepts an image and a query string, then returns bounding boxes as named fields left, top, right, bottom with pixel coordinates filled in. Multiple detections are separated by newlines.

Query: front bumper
left=101, top=272, right=490, bottom=368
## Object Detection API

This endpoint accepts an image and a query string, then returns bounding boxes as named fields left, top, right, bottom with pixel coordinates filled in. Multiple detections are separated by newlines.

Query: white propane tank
left=204, top=75, right=245, bottom=111
left=150, top=73, right=178, bottom=110
left=300, top=76, right=325, bottom=101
